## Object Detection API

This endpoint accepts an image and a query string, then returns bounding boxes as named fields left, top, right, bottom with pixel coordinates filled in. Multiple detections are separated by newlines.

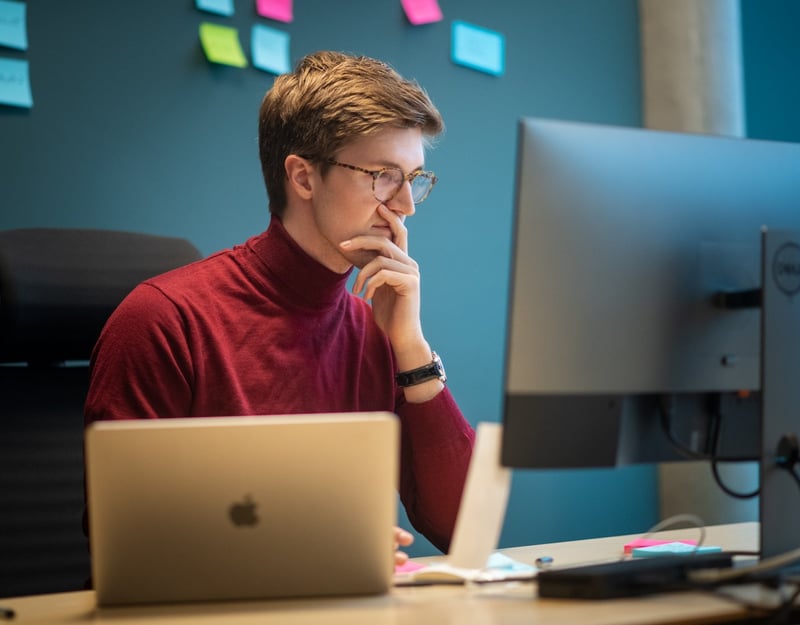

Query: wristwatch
left=395, top=352, right=447, bottom=387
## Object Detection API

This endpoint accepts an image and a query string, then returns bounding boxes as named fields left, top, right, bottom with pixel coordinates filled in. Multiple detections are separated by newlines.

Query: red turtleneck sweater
left=85, top=217, right=475, bottom=552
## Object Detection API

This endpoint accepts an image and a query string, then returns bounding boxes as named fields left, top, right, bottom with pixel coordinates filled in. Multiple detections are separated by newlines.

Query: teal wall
left=741, top=0, right=800, bottom=142
left=21, top=0, right=800, bottom=556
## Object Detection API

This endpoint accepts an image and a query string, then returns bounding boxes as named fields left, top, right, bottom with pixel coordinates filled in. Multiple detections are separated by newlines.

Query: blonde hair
left=258, top=51, right=444, bottom=216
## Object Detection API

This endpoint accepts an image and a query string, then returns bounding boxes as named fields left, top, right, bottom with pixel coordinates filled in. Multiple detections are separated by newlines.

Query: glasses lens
left=410, top=172, right=435, bottom=204
left=373, top=168, right=436, bottom=204
left=374, top=169, right=404, bottom=202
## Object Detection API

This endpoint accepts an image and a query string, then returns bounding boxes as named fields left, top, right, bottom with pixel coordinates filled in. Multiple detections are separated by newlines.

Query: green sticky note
left=199, top=22, right=247, bottom=68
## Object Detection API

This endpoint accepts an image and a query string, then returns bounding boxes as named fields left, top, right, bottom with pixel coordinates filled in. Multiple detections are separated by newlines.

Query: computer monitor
left=501, top=118, right=800, bottom=559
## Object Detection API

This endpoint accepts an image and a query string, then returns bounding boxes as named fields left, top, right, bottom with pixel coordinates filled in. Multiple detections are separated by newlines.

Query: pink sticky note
left=395, top=560, right=426, bottom=573
left=401, top=0, right=443, bottom=25
left=256, top=0, right=293, bottom=23
left=623, top=538, right=697, bottom=554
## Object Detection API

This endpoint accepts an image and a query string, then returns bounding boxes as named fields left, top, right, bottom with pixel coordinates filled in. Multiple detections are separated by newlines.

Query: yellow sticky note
left=199, top=22, right=247, bottom=68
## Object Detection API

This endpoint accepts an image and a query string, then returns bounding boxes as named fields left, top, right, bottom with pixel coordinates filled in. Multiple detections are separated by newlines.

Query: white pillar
left=640, top=0, right=746, bottom=136
left=639, top=0, right=757, bottom=526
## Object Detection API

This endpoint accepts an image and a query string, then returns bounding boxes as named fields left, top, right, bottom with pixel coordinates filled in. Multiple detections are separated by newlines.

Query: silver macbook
left=85, top=412, right=398, bottom=606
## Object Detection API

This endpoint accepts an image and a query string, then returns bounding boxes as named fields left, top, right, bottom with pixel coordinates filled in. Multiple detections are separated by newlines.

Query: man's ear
left=284, top=155, right=314, bottom=201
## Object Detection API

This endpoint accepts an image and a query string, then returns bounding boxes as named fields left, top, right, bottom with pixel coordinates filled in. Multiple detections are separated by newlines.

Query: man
left=85, top=51, right=475, bottom=563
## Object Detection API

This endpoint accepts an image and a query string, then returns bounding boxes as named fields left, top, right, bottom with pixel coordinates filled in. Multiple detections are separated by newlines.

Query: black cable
left=775, top=434, right=800, bottom=494
left=689, top=570, right=800, bottom=622
left=699, top=584, right=798, bottom=623
left=766, top=582, right=800, bottom=625
left=709, top=409, right=760, bottom=499
left=658, top=394, right=760, bottom=498
left=685, top=556, right=800, bottom=621
left=709, top=458, right=760, bottom=499
left=698, top=588, right=774, bottom=620
left=658, top=397, right=713, bottom=461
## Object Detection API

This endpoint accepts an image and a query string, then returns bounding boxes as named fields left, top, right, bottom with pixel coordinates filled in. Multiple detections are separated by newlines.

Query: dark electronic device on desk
left=502, top=118, right=800, bottom=597
left=536, top=551, right=734, bottom=599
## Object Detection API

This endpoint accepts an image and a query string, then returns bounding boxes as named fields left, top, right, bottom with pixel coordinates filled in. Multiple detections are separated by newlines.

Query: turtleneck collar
left=248, top=216, right=354, bottom=309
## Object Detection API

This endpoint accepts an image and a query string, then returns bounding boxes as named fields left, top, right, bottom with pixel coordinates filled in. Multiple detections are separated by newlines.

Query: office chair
left=0, top=227, right=202, bottom=597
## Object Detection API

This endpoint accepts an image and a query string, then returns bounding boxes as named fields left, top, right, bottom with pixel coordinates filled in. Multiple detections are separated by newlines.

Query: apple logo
left=228, top=495, right=259, bottom=527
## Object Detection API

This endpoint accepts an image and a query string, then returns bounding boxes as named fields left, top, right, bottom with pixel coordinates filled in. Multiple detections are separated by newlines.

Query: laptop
left=85, top=412, right=398, bottom=606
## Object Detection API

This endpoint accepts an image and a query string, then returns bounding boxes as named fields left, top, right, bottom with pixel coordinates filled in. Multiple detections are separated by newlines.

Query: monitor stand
left=760, top=227, right=800, bottom=560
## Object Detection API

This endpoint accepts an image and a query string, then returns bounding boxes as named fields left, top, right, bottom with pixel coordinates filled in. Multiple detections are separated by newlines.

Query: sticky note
left=0, top=57, right=32, bottom=108
left=0, top=0, right=27, bottom=51
left=632, top=542, right=722, bottom=558
left=486, top=552, right=536, bottom=573
left=623, top=538, right=696, bottom=554
left=256, top=0, right=293, bottom=23
left=451, top=20, right=505, bottom=77
left=401, top=0, right=443, bottom=25
left=395, top=560, right=425, bottom=574
left=251, top=24, right=290, bottom=75
left=199, top=22, right=248, bottom=68
left=196, top=0, right=235, bottom=17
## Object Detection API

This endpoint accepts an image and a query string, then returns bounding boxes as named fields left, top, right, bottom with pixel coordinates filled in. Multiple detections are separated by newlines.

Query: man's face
left=309, top=126, right=425, bottom=271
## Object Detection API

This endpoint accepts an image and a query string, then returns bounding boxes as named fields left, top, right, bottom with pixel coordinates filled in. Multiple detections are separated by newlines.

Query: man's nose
left=387, top=181, right=416, bottom=217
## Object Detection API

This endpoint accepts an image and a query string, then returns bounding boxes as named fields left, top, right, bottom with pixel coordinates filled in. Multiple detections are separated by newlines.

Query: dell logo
left=772, top=242, right=800, bottom=297
left=777, top=262, right=800, bottom=276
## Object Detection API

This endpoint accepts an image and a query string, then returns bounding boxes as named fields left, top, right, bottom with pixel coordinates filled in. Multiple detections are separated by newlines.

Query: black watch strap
left=395, top=352, right=447, bottom=387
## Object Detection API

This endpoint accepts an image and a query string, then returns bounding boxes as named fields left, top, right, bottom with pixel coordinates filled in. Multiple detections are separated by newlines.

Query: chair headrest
left=0, top=228, right=202, bottom=364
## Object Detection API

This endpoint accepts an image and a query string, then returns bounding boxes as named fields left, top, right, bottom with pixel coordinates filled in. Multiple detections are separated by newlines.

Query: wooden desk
left=0, top=523, right=765, bottom=625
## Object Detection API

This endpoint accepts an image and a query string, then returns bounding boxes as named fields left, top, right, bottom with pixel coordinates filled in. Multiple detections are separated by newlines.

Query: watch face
left=431, top=352, right=446, bottom=383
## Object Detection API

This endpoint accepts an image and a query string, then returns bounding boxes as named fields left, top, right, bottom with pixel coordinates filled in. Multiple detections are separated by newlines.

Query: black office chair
left=0, top=227, right=202, bottom=597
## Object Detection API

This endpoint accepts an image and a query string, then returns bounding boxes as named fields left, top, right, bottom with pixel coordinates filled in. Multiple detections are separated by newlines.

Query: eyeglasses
left=325, top=159, right=438, bottom=204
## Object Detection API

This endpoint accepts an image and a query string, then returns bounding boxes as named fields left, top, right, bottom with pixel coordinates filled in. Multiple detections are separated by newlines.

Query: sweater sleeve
left=396, top=388, right=475, bottom=553
left=84, top=283, right=194, bottom=424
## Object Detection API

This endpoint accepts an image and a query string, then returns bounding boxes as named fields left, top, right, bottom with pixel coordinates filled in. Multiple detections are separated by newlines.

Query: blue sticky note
left=486, top=552, right=536, bottom=573
left=196, top=0, right=235, bottom=17
left=632, top=542, right=723, bottom=558
left=251, top=23, right=290, bottom=75
left=451, top=20, right=505, bottom=77
left=0, top=57, right=32, bottom=108
left=0, top=0, right=27, bottom=51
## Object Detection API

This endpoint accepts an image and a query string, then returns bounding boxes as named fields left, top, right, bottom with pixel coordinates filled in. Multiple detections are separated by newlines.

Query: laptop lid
left=447, top=422, right=511, bottom=570
left=85, top=412, right=398, bottom=606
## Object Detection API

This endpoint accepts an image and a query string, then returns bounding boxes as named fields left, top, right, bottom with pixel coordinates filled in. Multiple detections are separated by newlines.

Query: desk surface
left=1, top=522, right=764, bottom=625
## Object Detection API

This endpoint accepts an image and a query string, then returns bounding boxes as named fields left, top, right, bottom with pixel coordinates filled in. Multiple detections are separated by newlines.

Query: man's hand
left=341, top=204, right=422, bottom=350
left=394, top=526, right=414, bottom=566
left=341, top=204, right=443, bottom=402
